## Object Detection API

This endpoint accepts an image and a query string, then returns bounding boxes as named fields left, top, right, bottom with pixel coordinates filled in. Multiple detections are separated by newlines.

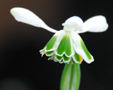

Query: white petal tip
left=82, top=15, right=109, bottom=33
left=10, top=8, right=16, bottom=18
left=10, top=7, right=28, bottom=23
left=10, top=7, right=23, bottom=21
left=10, top=7, right=25, bottom=13
left=10, top=7, right=17, bottom=13
left=85, top=57, right=94, bottom=64
left=86, top=60, right=94, bottom=64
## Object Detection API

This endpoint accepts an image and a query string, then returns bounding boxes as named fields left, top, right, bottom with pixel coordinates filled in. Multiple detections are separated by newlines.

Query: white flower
left=10, top=7, right=108, bottom=64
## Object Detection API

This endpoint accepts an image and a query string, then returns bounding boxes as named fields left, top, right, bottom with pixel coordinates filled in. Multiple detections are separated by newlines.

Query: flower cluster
left=10, top=7, right=108, bottom=64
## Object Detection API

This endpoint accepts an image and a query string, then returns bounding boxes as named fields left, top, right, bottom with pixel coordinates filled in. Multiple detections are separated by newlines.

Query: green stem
left=60, top=61, right=81, bottom=90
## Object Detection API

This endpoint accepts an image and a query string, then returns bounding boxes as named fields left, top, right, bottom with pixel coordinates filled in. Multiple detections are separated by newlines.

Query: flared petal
left=55, top=55, right=71, bottom=63
left=40, top=30, right=65, bottom=55
left=55, top=33, right=75, bottom=57
left=76, top=15, right=108, bottom=33
left=71, top=32, right=94, bottom=64
left=72, top=51, right=83, bottom=64
left=10, top=7, right=57, bottom=33
left=40, top=31, right=76, bottom=63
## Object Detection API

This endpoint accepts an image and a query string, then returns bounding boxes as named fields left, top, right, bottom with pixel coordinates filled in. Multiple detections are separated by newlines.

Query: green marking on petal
left=56, top=56, right=62, bottom=60
left=63, top=54, right=70, bottom=61
left=57, top=34, right=72, bottom=56
left=60, top=60, right=63, bottom=63
left=46, top=51, right=53, bottom=55
left=81, top=40, right=92, bottom=60
left=74, top=52, right=82, bottom=63
left=46, top=35, right=57, bottom=50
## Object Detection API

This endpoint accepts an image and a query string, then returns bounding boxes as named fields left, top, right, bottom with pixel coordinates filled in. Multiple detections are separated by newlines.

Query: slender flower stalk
left=10, top=7, right=109, bottom=90
left=60, top=62, right=81, bottom=90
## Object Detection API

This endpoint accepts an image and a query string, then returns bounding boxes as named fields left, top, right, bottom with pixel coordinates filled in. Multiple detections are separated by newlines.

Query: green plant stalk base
left=60, top=61, right=81, bottom=90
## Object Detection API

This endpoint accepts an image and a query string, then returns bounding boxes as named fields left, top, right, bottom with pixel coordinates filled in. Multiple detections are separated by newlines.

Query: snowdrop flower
left=10, top=7, right=108, bottom=64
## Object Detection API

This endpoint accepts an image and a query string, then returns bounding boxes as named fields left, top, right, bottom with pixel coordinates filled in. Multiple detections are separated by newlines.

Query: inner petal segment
left=57, top=34, right=72, bottom=57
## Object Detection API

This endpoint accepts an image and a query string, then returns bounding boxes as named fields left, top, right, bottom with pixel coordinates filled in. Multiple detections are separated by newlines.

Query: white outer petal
left=10, top=7, right=57, bottom=33
left=71, top=32, right=94, bottom=64
left=76, top=15, right=108, bottom=33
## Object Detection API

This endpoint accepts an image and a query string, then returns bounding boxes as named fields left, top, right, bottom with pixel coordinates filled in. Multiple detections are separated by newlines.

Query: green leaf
left=60, top=61, right=81, bottom=90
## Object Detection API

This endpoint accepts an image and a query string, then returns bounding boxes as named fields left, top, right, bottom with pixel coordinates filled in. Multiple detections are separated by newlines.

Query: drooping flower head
left=10, top=7, right=108, bottom=64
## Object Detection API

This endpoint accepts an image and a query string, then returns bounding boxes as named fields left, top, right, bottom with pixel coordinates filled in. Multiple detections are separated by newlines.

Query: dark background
left=0, top=0, right=112, bottom=90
